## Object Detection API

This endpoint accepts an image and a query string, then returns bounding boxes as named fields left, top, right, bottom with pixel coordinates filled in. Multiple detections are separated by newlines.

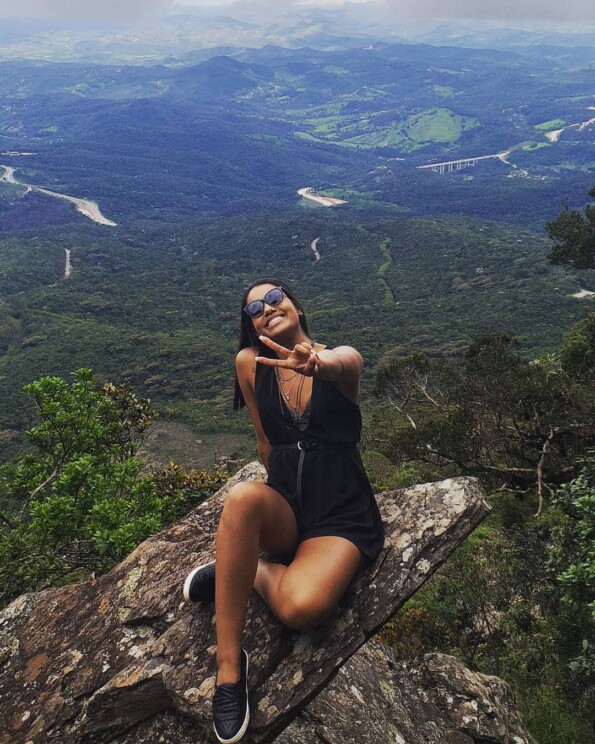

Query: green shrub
left=0, top=370, right=224, bottom=608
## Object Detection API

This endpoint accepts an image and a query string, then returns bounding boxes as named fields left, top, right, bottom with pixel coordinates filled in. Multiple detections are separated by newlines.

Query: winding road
left=572, top=288, right=595, bottom=299
left=297, top=187, right=346, bottom=207
left=64, top=249, right=72, bottom=279
left=0, top=164, right=117, bottom=227
left=310, top=237, right=321, bottom=261
left=546, top=117, right=595, bottom=143
left=0, top=165, right=16, bottom=183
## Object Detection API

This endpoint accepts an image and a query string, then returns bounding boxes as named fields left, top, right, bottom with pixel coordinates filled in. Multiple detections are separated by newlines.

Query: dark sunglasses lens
left=244, top=300, right=264, bottom=318
left=264, top=288, right=284, bottom=306
left=244, top=288, right=283, bottom=318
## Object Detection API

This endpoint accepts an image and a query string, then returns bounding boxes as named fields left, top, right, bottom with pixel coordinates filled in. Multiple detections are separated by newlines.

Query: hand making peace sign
left=256, top=335, right=319, bottom=376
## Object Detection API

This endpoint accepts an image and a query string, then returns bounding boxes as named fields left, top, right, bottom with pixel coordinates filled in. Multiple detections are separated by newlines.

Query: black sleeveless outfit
left=255, top=356, right=385, bottom=563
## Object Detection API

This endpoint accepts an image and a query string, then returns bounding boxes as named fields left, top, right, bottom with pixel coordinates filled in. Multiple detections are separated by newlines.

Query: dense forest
left=1, top=210, right=593, bottom=465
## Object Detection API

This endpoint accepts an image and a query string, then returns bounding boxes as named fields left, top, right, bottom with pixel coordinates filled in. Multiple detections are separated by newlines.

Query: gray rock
left=0, top=464, right=492, bottom=744
left=278, top=641, right=537, bottom=744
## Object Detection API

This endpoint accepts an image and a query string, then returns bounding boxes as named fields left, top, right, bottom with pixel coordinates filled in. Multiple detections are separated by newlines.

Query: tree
left=0, top=369, right=223, bottom=608
left=373, top=330, right=595, bottom=736
left=546, top=186, right=595, bottom=268
left=560, top=312, right=595, bottom=380
left=372, top=328, right=595, bottom=514
left=556, top=452, right=595, bottom=628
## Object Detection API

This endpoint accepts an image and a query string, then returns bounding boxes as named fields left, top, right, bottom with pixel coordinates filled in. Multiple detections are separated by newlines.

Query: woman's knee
left=276, top=591, right=335, bottom=631
left=221, top=482, right=267, bottom=527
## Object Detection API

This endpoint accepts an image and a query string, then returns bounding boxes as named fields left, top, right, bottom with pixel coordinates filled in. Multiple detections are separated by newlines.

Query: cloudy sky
left=0, top=0, right=594, bottom=23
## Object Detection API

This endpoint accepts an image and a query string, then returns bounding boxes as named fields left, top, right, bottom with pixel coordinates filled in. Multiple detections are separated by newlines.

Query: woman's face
left=245, top=283, right=302, bottom=340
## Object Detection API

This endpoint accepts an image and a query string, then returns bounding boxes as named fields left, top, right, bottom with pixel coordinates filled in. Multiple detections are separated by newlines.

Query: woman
left=183, top=279, right=384, bottom=744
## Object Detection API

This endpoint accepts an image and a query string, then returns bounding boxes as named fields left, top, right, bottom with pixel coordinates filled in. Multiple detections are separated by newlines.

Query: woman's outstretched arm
left=256, top=337, right=363, bottom=403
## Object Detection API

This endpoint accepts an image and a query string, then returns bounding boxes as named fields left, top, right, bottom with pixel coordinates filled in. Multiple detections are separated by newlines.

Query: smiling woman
left=182, top=277, right=384, bottom=743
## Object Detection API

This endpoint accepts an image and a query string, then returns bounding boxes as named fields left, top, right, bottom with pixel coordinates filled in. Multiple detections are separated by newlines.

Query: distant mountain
left=0, top=8, right=593, bottom=63
left=1, top=43, right=592, bottom=227
left=0, top=22, right=593, bottom=466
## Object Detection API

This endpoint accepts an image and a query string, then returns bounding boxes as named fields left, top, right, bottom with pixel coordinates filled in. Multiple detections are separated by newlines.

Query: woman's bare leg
left=215, top=481, right=298, bottom=684
left=254, top=536, right=364, bottom=630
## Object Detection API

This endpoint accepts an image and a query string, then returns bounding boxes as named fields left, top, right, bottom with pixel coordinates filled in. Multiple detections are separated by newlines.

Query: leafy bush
left=552, top=453, right=595, bottom=676
left=373, top=327, right=595, bottom=510
left=547, top=186, right=595, bottom=269
left=0, top=369, right=224, bottom=608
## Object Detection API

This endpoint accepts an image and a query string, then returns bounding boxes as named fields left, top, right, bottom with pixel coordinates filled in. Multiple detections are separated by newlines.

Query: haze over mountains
left=1, top=3, right=595, bottom=61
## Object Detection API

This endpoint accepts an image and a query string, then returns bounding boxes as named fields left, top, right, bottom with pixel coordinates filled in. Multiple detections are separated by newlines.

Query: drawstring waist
left=271, top=440, right=357, bottom=511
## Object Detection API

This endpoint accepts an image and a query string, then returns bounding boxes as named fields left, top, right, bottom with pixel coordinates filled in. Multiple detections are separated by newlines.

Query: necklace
left=275, top=368, right=306, bottom=425
left=275, top=369, right=300, bottom=400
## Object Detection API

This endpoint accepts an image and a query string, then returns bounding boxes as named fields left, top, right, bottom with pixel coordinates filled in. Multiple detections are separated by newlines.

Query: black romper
left=255, top=357, right=385, bottom=562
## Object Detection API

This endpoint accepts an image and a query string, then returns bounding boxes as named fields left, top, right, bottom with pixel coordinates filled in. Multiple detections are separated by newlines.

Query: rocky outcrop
left=0, top=463, right=492, bottom=744
left=278, top=641, right=537, bottom=744
left=105, top=643, right=537, bottom=744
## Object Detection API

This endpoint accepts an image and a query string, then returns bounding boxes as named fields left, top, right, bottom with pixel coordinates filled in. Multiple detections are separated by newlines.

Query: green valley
left=1, top=211, right=592, bottom=463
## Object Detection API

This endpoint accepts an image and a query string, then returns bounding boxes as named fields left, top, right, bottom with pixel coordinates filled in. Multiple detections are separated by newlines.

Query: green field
left=534, top=118, right=566, bottom=130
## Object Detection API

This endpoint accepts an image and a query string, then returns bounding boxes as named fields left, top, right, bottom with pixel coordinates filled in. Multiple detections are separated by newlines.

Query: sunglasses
left=243, top=287, right=285, bottom=318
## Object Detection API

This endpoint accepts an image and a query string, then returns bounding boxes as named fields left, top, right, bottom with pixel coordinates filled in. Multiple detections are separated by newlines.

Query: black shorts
left=266, top=445, right=384, bottom=563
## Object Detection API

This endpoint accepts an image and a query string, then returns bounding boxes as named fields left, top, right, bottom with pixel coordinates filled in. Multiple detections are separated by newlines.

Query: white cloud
left=177, top=0, right=595, bottom=22
left=372, top=0, right=595, bottom=22
left=0, top=0, right=175, bottom=22
left=0, top=0, right=593, bottom=23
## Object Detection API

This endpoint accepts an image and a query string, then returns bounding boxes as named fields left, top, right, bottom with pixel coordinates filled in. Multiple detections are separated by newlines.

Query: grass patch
left=344, top=108, right=478, bottom=150
left=293, top=131, right=362, bottom=149
left=321, top=66, right=349, bottom=75
left=433, top=85, right=455, bottom=98
left=377, top=237, right=394, bottom=304
left=520, top=685, right=593, bottom=744
left=522, top=142, right=550, bottom=151
left=534, top=119, right=565, bottom=130
left=404, top=108, right=478, bottom=144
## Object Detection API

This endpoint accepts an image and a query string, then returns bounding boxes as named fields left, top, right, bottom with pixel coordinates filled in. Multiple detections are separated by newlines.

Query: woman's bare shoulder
left=326, top=344, right=364, bottom=369
left=236, top=347, right=258, bottom=380
left=236, top=346, right=258, bottom=364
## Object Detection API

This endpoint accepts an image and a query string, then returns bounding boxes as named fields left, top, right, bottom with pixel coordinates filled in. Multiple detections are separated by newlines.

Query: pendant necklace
left=275, top=367, right=305, bottom=425
left=275, top=368, right=300, bottom=401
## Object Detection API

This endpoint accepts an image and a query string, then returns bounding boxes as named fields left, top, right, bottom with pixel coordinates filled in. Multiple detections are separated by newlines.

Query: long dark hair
left=233, top=278, right=311, bottom=410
